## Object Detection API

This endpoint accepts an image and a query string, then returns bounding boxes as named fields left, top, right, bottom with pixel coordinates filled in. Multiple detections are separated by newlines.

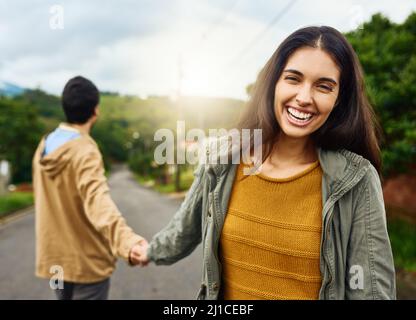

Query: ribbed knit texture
left=219, top=161, right=323, bottom=300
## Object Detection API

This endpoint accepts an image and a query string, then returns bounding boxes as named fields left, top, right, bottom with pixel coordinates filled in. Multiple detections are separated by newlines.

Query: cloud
left=0, top=0, right=415, bottom=99
left=0, top=0, right=176, bottom=61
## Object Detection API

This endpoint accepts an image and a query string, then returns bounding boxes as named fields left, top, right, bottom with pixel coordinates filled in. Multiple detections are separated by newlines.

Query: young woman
left=139, top=26, right=396, bottom=300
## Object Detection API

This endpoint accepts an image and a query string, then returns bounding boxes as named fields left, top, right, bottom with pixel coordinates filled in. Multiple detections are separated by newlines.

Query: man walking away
left=32, top=76, right=147, bottom=300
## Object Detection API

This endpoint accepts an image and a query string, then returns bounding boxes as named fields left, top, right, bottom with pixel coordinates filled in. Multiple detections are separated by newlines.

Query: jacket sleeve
left=345, top=165, right=396, bottom=300
left=75, top=147, right=144, bottom=262
left=147, top=164, right=205, bottom=265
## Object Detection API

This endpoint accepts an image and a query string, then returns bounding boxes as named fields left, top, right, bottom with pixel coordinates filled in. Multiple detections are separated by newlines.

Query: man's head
left=62, top=76, right=99, bottom=124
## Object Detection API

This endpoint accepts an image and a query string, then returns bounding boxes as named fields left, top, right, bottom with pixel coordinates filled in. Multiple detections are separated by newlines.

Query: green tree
left=0, top=98, right=44, bottom=183
left=15, top=88, right=64, bottom=120
left=346, top=12, right=416, bottom=177
left=91, top=118, right=131, bottom=168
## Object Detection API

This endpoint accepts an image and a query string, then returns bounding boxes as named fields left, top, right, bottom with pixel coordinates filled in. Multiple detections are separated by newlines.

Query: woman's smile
left=285, top=105, right=317, bottom=127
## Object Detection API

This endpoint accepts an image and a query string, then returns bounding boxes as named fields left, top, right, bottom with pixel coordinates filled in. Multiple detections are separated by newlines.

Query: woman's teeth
left=287, top=107, right=314, bottom=121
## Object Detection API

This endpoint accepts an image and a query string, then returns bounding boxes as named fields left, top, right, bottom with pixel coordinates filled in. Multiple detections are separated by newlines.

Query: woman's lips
left=285, top=106, right=315, bottom=127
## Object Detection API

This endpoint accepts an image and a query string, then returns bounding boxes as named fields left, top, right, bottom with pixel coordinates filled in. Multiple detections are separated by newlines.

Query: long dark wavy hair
left=237, top=26, right=382, bottom=173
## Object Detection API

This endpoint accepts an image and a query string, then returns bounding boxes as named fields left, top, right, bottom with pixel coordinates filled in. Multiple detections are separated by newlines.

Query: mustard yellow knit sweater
left=219, top=161, right=323, bottom=300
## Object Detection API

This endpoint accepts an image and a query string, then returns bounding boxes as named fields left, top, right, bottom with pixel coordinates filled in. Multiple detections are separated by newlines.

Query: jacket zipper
left=321, top=169, right=363, bottom=298
left=207, top=170, right=222, bottom=298
left=322, top=205, right=335, bottom=299
left=211, top=190, right=223, bottom=298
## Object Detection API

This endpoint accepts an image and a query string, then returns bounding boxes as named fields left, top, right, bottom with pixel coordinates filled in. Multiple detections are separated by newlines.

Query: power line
left=200, top=0, right=242, bottom=42
left=178, top=1, right=242, bottom=97
left=227, top=0, right=299, bottom=68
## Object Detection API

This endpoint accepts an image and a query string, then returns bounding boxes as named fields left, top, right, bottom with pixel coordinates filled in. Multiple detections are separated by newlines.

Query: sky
left=1, top=0, right=415, bottom=100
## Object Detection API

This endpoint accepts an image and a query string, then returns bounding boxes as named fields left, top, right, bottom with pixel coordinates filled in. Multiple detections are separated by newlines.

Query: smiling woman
left=274, top=47, right=340, bottom=138
left=144, top=26, right=396, bottom=301
left=238, top=26, right=381, bottom=174
left=224, top=26, right=395, bottom=299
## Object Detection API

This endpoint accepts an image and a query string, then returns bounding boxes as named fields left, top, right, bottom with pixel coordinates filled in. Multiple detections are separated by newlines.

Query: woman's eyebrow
left=283, top=69, right=338, bottom=85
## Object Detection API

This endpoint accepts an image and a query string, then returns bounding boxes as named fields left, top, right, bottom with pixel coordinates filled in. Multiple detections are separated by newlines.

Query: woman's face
left=274, top=47, right=340, bottom=140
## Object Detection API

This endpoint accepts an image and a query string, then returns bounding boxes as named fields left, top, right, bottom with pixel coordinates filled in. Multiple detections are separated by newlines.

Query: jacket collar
left=206, top=147, right=372, bottom=195
left=317, top=148, right=371, bottom=195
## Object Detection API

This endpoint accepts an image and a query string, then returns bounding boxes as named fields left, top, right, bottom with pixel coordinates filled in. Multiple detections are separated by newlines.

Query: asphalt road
left=0, top=165, right=202, bottom=299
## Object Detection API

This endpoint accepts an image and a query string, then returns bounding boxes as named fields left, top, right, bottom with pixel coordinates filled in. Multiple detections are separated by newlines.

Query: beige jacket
left=33, top=131, right=143, bottom=283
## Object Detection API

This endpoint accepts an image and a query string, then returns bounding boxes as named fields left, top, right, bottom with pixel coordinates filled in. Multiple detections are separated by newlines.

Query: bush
left=0, top=98, right=44, bottom=183
left=388, top=218, right=416, bottom=272
left=0, top=192, right=34, bottom=217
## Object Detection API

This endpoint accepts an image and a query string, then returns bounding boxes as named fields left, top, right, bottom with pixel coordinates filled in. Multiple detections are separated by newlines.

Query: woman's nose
left=296, top=85, right=313, bottom=106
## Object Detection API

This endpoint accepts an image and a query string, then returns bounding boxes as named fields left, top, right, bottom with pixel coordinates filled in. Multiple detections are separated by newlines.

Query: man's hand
left=129, top=239, right=150, bottom=267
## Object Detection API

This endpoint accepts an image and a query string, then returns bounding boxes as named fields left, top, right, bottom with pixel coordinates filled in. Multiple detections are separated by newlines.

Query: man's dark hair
left=62, top=76, right=99, bottom=124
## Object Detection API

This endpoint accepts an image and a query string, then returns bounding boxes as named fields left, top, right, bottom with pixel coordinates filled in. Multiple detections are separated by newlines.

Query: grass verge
left=388, top=217, right=416, bottom=272
left=135, top=168, right=195, bottom=194
left=0, top=192, right=34, bottom=218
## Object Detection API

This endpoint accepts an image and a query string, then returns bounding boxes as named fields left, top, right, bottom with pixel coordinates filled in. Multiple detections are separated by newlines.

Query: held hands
left=129, top=238, right=150, bottom=267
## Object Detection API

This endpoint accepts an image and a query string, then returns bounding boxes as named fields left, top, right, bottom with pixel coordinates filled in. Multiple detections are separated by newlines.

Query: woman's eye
left=285, top=76, right=299, bottom=82
left=318, top=84, right=333, bottom=92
